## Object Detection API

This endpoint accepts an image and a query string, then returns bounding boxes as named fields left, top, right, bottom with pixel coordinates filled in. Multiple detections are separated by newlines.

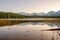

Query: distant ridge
left=0, top=10, right=60, bottom=18
left=18, top=10, right=60, bottom=16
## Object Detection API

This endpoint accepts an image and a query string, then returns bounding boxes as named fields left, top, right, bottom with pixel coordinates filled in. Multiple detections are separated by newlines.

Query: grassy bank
left=0, top=20, right=20, bottom=26
left=0, top=20, right=60, bottom=26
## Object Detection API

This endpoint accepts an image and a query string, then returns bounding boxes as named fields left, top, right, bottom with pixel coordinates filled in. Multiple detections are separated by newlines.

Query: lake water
left=0, top=22, right=60, bottom=40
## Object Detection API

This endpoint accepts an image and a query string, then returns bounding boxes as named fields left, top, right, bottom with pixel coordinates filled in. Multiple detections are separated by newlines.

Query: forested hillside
left=0, top=12, right=27, bottom=18
left=0, top=12, right=60, bottom=18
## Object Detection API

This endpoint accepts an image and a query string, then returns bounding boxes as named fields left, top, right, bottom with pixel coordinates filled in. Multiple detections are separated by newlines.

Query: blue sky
left=0, top=0, right=60, bottom=13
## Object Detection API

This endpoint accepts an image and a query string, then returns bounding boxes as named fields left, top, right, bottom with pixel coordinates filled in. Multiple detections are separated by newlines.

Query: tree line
left=0, top=12, right=60, bottom=18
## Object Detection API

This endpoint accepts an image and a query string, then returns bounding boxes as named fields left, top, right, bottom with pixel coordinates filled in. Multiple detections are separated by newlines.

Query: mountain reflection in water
left=0, top=22, right=60, bottom=40
left=19, top=22, right=60, bottom=27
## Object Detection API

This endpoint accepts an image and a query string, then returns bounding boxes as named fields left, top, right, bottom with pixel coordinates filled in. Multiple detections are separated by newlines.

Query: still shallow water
left=0, top=22, right=60, bottom=40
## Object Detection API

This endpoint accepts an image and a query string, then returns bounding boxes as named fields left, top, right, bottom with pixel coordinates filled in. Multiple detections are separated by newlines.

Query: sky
left=0, top=0, right=60, bottom=13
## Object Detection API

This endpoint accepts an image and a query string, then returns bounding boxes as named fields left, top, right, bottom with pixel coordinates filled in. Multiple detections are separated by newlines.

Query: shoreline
left=0, top=18, right=60, bottom=26
left=0, top=20, right=60, bottom=26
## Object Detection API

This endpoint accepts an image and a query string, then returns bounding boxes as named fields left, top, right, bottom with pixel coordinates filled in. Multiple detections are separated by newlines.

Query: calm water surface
left=0, top=22, right=60, bottom=40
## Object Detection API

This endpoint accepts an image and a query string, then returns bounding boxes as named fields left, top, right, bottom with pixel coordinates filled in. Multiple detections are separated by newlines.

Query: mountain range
left=18, top=11, right=60, bottom=16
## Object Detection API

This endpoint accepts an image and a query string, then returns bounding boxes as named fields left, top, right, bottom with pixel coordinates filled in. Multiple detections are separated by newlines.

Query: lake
left=0, top=21, right=60, bottom=40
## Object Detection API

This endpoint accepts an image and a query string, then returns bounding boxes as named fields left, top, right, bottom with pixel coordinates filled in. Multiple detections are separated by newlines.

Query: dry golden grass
left=0, top=20, right=20, bottom=26
left=0, top=20, right=60, bottom=26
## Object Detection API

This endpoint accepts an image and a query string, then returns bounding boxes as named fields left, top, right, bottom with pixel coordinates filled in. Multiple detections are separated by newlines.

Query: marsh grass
left=0, top=20, right=60, bottom=26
